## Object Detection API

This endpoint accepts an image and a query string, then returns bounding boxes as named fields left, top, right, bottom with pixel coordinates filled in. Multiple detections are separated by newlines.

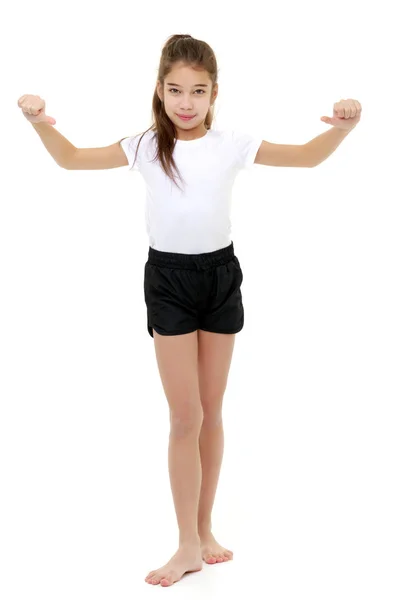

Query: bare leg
left=197, top=417, right=233, bottom=563
left=145, top=331, right=203, bottom=587
left=197, top=330, right=236, bottom=564
left=169, top=411, right=203, bottom=546
left=197, top=416, right=224, bottom=535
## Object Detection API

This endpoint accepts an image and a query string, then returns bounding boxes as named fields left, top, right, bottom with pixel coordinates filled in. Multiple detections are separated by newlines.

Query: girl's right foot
left=145, top=543, right=203, bottom=587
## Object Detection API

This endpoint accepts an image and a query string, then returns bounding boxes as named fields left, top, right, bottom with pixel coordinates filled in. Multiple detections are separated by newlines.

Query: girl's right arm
left=18, top=94, right=129, bottom=170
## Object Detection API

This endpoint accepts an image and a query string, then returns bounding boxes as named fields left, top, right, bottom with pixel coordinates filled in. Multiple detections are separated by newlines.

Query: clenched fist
left=17, top=95, right=56, bottom=125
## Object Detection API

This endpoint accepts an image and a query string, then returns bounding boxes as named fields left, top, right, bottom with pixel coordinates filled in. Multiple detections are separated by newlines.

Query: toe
left=160, top=573, right=175, bottom=586
left=216, top=554, right=224, bottom=562
left=204, top=553, right=217, bottom=564
left=223, top=551, right=233, bottom=560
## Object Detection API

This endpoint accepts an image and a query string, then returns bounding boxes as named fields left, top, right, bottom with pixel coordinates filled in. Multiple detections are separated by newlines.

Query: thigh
left=144, top=263, right=200, bottom=337
left=199, top=256, right=244, bottom=334
left=153, top=330, right=202, bottom=421
left=198, top=330, right=236, bottom=418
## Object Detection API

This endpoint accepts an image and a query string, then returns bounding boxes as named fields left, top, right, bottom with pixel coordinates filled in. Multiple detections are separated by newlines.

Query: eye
left=168, top=88, right=205, bottom=94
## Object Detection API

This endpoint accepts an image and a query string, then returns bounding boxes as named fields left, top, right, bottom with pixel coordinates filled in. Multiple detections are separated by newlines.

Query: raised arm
left=30, top=122, right=129, bottom=170
left=18, top=94, right=129, bottom=170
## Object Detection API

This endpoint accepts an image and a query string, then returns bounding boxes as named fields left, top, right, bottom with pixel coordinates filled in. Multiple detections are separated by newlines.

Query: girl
left=18, top=33, right=361, bottom=589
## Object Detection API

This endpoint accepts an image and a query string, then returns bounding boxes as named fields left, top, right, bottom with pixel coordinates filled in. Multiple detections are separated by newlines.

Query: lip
left=177, top=114, right=196, bottom=120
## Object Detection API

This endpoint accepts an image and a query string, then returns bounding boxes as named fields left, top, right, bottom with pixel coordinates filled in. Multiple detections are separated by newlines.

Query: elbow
left=59, top=149, right=78, bottom=170
left=59, top=160, right=73, bottom=170
left=306, top=158, right=318, bottom=168
left=301, top=145, right=318, bottom=168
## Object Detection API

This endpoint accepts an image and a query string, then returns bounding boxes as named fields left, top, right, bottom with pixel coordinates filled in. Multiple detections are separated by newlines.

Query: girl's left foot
left=199, top=532, right=234, bottom=564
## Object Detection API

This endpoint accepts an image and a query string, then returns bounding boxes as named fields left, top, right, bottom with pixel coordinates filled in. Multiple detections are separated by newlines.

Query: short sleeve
left=230, top=130, right=263, bottom=170
left=119, top=134, right=141, bottom=172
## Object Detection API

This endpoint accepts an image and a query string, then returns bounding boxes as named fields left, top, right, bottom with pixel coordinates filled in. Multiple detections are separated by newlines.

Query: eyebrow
left=166, top=83, right=208, bottom=88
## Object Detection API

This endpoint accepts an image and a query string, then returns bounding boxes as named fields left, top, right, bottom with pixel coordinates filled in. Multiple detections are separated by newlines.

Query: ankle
left=179, top=533, right=201, bottom=547
left=198, top=522, right=212, bottom=537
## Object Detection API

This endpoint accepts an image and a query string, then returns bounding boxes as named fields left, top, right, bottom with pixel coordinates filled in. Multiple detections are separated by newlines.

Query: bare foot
left=199, top=532, right=234, bottom=564
left=145, top=544, right=203, bottom=587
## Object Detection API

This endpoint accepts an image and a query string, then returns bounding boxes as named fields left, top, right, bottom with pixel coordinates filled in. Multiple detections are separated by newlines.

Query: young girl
left=18, top=33, right=361, bottom=589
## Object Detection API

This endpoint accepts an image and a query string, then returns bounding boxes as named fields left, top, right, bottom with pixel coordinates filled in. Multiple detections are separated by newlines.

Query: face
left=157, top=63, right=218, bottom=139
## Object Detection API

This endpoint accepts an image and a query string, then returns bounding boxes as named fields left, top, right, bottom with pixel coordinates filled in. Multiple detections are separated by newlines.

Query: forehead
left=166, top=63, right=210, bottom=86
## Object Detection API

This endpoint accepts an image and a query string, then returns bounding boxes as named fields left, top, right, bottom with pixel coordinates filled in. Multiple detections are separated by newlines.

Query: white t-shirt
left=120, top=128, right=262, bottom=254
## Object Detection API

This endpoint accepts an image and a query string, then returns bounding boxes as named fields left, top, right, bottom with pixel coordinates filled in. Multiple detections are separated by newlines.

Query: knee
left=201, top=396, right=223, bottom=426
left=202, top=409, right=223, bottom=427
left=170, top=404, right=203, bottom=437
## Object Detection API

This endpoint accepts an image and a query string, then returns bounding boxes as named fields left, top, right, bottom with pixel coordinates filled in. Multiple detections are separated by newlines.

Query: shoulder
left=121, top=129, right=155, bottom=149
left=216, top=128, right=262, bottom=151
left=220, top=128, right=263, bottom=170
left=119, top=129, right=156, bottom=171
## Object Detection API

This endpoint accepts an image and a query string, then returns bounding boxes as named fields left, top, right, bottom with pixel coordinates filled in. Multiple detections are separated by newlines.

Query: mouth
left=176, top=114, right=196, bottom=121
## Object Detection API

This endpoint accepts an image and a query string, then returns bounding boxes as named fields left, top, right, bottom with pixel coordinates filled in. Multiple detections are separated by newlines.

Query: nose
left=179, top=95, right=195, bottom=109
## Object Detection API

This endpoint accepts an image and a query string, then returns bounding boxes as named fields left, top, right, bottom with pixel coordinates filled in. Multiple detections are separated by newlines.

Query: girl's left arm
left=254, top=98, right=362, bottom=168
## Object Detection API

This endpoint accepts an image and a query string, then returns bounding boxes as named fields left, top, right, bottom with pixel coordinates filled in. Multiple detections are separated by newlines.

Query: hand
left=17, top=94, right=56, bottom=125
left=321, top=99, right=362, bottom=130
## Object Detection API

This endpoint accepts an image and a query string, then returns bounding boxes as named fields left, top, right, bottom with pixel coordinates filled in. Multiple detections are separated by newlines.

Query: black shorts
left=143, top=241, right=244, bottom=338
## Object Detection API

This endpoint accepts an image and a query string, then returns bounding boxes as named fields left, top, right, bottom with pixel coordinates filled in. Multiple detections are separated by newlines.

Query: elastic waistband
left=147, top=241, right=235, bottom=270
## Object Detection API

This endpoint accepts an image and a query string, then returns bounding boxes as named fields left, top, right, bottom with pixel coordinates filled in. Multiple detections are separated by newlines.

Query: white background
left=1, top=1, right=399, bottom=598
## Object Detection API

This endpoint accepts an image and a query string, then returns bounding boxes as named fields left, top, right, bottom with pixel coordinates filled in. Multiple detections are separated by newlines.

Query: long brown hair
left=125, top=34, right=218, bottom=192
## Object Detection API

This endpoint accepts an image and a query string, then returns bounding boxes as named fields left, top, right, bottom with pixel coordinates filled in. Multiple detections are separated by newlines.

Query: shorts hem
left=150, top=326, right=199, bottom=337
left=199, top=324, right=244, bottom=335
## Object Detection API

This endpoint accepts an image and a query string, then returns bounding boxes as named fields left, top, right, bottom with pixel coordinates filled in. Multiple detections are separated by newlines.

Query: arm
left=253, top=127, right=355, bottom=169
left=255, top=98, right=361, bottom=168
left=302, top=126, right=355, bottom=167
left=31, top=122, right=77, bottom=168
left=31, top=122, right=129, bottom=170
left=254, top=140, right=314, bottom=168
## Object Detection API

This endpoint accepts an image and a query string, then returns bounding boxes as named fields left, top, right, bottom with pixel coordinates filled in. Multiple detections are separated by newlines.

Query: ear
left=156, top=81, right=163, bottom=103
left=212, top=83, right=218, bottom=103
